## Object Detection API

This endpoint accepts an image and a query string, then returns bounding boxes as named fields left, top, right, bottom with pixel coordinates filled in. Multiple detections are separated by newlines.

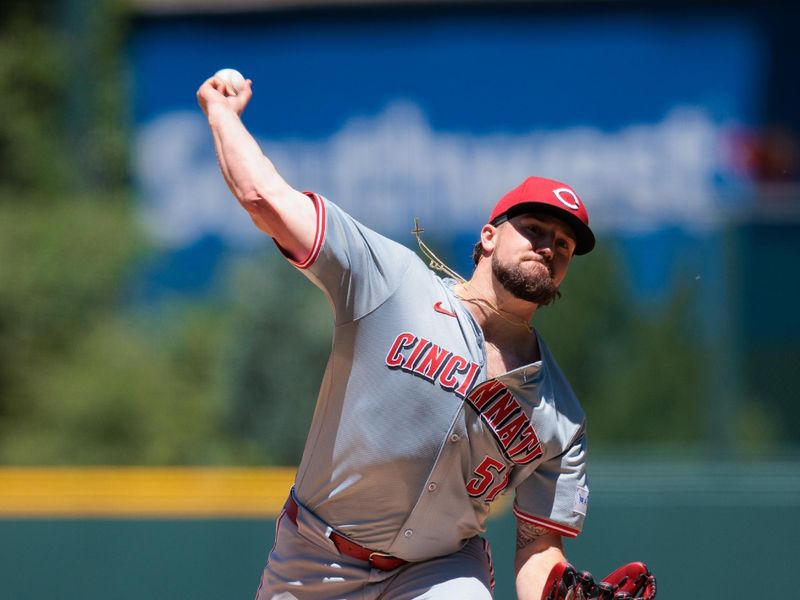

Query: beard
left=491, top=253, right=560, bottom=306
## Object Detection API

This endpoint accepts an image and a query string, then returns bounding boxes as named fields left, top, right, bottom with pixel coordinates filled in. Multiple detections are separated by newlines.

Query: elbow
left=237, top=188, right=290, bottom=239
left=238, top=188, right=266, bottom=213
left=236, top=177, right=288, bottom=216
left=238, top=189, right=278, bottom=230
left=238, top=188, right=280, bottom=222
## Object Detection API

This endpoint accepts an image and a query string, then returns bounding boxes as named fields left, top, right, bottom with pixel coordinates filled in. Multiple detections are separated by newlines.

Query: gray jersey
left=282, top=193, right=588, bottom=563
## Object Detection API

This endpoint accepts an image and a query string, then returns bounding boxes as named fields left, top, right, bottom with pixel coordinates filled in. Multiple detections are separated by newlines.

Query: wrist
left=206, top=102, right=238, bottom=126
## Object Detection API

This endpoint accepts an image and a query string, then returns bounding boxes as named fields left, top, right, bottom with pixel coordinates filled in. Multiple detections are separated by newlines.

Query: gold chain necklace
left=412, top=218, right=533, bottom=334
left=456, top=282, right=534, bottom=333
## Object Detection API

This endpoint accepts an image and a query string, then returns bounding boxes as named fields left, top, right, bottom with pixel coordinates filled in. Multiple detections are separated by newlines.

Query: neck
left=454, top=275, right=541, bottom=369
left=454, top=274, right=538, bottom=342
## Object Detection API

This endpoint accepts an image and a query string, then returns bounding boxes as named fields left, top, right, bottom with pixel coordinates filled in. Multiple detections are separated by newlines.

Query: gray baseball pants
left=255, top=494, right=494, bottom=600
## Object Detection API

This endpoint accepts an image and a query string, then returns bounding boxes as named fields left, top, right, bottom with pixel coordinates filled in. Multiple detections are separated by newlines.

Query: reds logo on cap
left=488, top=177, right=596, bottom=255
left=552, top=188, right=581, bottom=210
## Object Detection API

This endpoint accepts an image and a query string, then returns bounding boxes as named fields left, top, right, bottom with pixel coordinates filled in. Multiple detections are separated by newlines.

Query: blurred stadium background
left=1, top=0, right=799, bottom=598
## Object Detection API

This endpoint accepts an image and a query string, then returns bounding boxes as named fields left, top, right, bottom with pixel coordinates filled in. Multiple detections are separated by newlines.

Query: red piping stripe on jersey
left=513, top=506, right=580, bottom=538
left=287, top=192, right=326, bottom=270
left=482, top=537, right=496, bottom=592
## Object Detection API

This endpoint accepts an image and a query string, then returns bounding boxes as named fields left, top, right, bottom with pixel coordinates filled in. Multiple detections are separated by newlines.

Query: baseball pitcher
left=197, top=73, right=655, bottom=600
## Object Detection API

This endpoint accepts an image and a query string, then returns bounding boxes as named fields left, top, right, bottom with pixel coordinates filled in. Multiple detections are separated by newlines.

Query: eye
left=556, top=238, right=574, bottom=253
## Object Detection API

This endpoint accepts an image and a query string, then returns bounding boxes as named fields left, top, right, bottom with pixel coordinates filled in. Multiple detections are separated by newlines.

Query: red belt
left=284, top=495, right=408, bottom=571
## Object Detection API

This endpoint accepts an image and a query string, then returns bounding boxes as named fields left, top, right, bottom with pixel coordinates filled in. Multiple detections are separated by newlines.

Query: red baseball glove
left=541, top=560, right=657, bottom=600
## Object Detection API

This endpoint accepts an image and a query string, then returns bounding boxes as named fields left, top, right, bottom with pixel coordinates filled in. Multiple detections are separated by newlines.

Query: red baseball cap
left=488, top=177, right=595, bottom=255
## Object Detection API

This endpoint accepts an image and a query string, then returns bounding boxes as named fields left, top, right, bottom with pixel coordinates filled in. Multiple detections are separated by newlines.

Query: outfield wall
left=2, top=460, right=797, bottom=599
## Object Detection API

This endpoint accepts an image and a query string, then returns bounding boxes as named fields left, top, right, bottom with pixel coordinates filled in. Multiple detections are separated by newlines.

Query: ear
left=480, top=224, right=498, bottom=256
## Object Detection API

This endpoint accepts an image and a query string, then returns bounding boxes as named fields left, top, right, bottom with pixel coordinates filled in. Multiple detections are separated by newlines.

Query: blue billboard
left=131, top=7, right=763, bottom=292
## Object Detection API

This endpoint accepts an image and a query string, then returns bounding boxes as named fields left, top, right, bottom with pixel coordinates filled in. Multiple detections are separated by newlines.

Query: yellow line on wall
left=0, top=468, right=296, bottom=518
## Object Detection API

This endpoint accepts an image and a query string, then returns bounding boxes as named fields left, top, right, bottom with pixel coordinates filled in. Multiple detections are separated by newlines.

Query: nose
left=534, top=233, right=555, bottom=261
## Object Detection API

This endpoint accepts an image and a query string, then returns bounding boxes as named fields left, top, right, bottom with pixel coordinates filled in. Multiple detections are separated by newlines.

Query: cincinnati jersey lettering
left=385, top=332, right=481, bottom=398
left=465, top=380, right=543, bottom=465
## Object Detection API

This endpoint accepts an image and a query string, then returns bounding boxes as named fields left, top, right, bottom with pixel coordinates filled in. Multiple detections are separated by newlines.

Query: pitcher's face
left=489, top=214, right=576, bottom=305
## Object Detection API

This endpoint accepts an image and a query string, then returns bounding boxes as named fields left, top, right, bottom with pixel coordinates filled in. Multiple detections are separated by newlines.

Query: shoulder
left=325, top=197, right=420, bottom=258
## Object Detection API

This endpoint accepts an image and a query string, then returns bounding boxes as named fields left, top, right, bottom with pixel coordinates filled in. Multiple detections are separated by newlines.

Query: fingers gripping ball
left=214, top=68, right=246, bottom=94
left=541, top=561, right=656, bottom=600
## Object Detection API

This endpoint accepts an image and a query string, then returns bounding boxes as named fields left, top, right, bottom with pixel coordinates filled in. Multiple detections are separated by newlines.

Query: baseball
left=214, top=68, right=246, bottom=93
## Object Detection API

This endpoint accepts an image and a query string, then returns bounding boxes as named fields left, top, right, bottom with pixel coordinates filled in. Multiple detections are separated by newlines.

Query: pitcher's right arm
left=197, top=74, right=316, bottom=263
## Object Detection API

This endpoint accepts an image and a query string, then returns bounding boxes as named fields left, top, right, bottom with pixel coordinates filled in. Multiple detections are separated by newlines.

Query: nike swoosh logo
left=433, top=301, right=457, bottom=318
